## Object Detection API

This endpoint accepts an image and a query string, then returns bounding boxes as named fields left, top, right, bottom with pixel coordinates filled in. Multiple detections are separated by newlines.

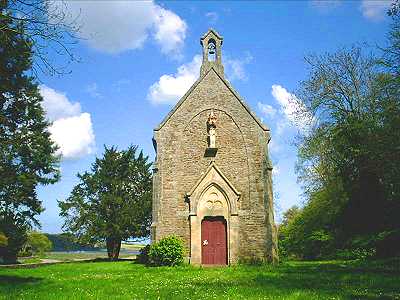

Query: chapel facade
left=151, top=29, right=278, bottom=265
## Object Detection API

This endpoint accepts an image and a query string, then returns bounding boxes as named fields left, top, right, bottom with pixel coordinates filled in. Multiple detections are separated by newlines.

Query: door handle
left=203, top=239, right=208, bottom=246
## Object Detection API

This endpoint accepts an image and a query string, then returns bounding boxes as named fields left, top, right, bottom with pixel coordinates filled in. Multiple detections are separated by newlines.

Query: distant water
left=53, top=249, right=141, bottom=255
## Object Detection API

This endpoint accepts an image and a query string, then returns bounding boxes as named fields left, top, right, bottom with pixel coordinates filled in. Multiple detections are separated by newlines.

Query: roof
left=200, top=28, right=223, bottom=44
left=154, top=66, right=269, bottom=132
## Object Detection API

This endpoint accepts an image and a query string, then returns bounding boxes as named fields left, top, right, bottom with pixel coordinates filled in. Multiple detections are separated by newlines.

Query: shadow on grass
left=0, top=275, right=43, bottom=285
left=192, top=262, right=400, bottom=299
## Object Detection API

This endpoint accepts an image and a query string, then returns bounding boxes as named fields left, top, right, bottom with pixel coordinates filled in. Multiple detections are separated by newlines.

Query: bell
left=208, top=43, right=216, bottom=54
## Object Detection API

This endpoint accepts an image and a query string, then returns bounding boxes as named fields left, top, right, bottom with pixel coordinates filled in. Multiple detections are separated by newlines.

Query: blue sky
left=37, top=0, right=392, bottom=233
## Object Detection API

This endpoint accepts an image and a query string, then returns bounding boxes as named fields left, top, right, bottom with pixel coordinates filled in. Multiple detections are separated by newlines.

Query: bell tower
left=200, top=29, right=224, bottom=77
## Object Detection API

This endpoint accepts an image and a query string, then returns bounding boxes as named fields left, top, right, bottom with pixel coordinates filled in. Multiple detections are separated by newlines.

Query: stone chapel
left=151, top=29, right=278, bottom=265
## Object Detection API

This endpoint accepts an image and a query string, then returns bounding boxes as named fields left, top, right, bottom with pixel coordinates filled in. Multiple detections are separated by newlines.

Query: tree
left=25, top=231, right=52, bottom=255
left=0, top=233, right=7, bottom=247
left=0, top=2, right=60, bottom=264
left=388, top=0, right=400, bottom=17
left=1, top=0, right=80, bottom=75
left=290, top=43, right=400, bottom=258
left=278, top=206, right=302, bottom=259
left=59, top=146, right=152, bottom=260
left=280, top=206, right=301, bottom=227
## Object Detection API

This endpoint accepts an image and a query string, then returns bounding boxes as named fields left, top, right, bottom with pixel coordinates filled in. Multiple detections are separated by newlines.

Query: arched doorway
left=186, top=163, right=240, bottom=265
left=201, top=216, right=227, bottom=265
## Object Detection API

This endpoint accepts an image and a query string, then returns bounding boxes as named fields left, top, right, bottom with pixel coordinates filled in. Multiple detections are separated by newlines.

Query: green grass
left=0, top=260, right=399, bottom=299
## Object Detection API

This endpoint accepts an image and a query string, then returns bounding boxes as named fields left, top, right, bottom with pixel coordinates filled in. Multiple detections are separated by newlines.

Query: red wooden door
left=201, top=217, right=227, bottom=265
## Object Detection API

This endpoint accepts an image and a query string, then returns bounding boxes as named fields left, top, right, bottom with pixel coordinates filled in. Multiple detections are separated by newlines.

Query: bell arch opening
left=207, top=38, right=216, bottom=62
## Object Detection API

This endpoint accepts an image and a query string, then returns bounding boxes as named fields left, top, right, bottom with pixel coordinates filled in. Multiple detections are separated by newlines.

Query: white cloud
left=153, top=6, right=187, bottom=58
left=271, top=84, right=313, bottom=133
left=49, top=113, right=95, bottom=159
left=40, top=85, right=95, bottom=159
left=257, top=102, right=277, bottom=118
left=360, top=0, right=392, bottom=21
left=224, top=52, right=253, bottom=81
left=148, top=55, right=202, bottom=105
left=148, top=51, right=253, bottom=105
left=56, top=1, right=187, bottom=56
left=39, top=85, right=81, bottom=121
left=205, top=12, right=219, bottom=24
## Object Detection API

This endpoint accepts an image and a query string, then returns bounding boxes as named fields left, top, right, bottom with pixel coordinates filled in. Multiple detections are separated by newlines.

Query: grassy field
left=0, top=259, right=399, bottom=299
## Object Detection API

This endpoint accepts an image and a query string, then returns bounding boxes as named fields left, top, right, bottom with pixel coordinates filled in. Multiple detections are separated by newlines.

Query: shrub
left=335, top=234, right=383, bottom=260
left=148, top=235, right=184, bottom=266
left=303, top=230, right=333, bottom=259
left=335, top=248, right=376, bottom=260
left=137, top=244, right=150, bottom=264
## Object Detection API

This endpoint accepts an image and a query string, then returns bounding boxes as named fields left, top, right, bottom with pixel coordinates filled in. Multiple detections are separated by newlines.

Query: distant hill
left=45, top=233, right=99, bottom=251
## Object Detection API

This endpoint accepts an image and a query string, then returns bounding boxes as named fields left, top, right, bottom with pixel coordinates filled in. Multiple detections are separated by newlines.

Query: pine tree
left=59, top=146, right=152, bottom=260
left=0, top=3, right=60, bottom=263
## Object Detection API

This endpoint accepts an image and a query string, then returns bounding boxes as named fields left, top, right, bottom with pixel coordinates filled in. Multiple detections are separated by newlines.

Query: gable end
left=154, top=67, right=269, bottom=132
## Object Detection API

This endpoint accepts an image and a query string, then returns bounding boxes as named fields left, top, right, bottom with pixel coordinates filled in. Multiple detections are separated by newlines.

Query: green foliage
left=17, top=249, right=32, bottom=258
left=0, top=220, right=28, bottom=263
left=280, top=206, right=301, bottom=227
left=59, top=145, right=152, bottom=260
left=278, top=205, right=302, bottom=259
left=286, top=18, right=400, bottom=260
left=0, top=3, right=60, bottom=264
left=279, top=185, right=343, bottom=259
left=0, top=232, right=7, bottom=247
left=18, top=232, right=53, bottom=257
left=25, top=232, right=52, bottom=255
left=148, top=236, right=185, bottom=266
left=137, top=244, right=151, bottom=264
left=336, top=248, right=376, bottom=261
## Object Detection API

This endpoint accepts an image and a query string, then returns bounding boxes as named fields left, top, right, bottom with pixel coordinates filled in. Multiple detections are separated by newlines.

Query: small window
left=207, top=39, right=216, bottom=62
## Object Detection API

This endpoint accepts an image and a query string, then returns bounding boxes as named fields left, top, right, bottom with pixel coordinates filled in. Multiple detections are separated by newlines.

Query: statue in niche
left=207, top=110, right=217, bottom=148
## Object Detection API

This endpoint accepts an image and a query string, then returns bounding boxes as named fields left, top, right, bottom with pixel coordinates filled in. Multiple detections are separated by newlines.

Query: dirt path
left=39, top=258, right=62, bottom=263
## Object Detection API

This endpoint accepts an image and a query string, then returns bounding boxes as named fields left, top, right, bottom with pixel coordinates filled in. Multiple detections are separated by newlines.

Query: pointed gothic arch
left=186, top=162, right=240, bottom=264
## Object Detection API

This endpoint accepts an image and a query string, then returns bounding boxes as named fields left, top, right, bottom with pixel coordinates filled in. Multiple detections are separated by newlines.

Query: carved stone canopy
left=207, top=109, right=217, bottom=128
left=186, top=162, right=241, bottom=216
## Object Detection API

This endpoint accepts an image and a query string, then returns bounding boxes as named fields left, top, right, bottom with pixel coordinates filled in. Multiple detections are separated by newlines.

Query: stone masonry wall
left=152, top=68, right=277, bottom=262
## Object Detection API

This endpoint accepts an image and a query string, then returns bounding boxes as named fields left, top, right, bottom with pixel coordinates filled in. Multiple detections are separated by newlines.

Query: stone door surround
left=186, top=162, right=240, bottom=265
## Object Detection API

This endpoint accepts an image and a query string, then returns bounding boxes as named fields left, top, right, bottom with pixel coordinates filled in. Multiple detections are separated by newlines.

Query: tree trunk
left=106, top=237, right=121, bottom=261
